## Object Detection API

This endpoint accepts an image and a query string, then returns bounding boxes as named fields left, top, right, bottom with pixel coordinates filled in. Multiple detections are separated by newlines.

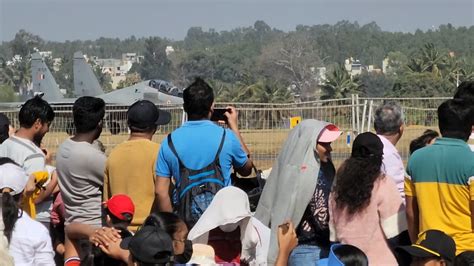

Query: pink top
left=329, top=176, right=407, bottom=265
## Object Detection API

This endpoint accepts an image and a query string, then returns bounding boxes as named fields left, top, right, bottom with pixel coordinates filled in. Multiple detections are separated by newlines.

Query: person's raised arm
left=225, top=106, right=253, bottom=177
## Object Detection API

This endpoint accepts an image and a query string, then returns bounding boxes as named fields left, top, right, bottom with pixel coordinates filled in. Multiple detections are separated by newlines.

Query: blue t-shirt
left=156, top=120, right=249, bottom=187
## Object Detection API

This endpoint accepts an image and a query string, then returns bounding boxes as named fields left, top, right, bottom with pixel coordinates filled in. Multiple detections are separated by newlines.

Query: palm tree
left=321, top=63, right=360, bottom=99
left=406, top=43, right=447, bottom=78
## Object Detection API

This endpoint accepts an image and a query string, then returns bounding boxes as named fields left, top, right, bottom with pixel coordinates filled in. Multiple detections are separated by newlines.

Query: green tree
left=10, top=30, right=44, bottom=57
left=0, top=85, right=18, bottom=102
left=0, top=57, right=31, bottom=94
left=321, top=63, right=360, bottom=99
left=93, top=66, right=113, bottom=92
left=116, top=72, right=142, bottom=89
left=137, top=37, right=172, bottom=80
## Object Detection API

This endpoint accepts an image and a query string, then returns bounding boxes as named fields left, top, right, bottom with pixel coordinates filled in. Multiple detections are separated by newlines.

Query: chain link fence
left=1, top=95, right=460, bottom=170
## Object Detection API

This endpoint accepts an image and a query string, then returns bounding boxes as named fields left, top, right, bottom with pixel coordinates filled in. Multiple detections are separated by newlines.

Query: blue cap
left=317, top=244, right=344, bottom=266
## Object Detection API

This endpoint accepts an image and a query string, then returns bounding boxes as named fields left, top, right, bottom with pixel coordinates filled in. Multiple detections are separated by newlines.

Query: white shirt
left=8, top=211, right=54, bottom=266
left=0, top=136, right=45, bottom=175
left=378, top=135, right=406, bottom=201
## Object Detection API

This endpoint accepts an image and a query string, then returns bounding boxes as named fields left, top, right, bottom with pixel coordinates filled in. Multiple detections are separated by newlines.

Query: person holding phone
left=155, top=78, right=254, bottom=224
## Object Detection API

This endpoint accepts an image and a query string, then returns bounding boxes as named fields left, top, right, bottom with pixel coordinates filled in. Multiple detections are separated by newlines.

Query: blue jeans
left=288, top=244, right=329, bottom=266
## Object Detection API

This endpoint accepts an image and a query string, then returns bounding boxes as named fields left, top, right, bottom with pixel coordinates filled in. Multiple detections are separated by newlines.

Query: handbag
left=231, top=166, right=266, bottom=212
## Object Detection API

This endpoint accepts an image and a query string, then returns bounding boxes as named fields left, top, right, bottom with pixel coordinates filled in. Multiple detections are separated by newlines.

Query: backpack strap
left=167, top=134, right=185, bottom=167
left=168, top=129, right=226, bottom=166
left=213, top=129, right=226, bottom=161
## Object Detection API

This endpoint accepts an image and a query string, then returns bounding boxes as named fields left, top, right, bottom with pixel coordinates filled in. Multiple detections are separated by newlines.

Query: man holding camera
left=155, top=78, right=253, bottom=223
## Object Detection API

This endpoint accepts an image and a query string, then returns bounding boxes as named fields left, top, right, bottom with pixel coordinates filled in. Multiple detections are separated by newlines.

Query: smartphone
left=210, top=108, right=230, bottom=122
left=279, top=223, right=289, bottom=234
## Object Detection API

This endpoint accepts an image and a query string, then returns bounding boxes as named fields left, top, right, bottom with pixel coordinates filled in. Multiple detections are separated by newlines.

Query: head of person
left=454, top=251, right=474, bottom=266
left=183, top=78, right=214, bottom=121
left=73, top=96, right=105, bottom=139
left=144, top=212, right=189, bottom=257
left=127, top=100, right=171, bottom=136
left=374, top=101, right=404, bottom=141
left=319, top=244, right=369, bottom=266
left=103, top=194, right=135, bottom=230
left=396, top=230, right=456, bottom=266
left=0, top=158, right=29, bottom=242
left=437, top=99, right=474, bottom=141
left=18, top=96, right=54, bottom=145
left=453, top=81, right=474, bottom=139
left=120, top=225, right=174, bottom=266
left=409, top=129, right=440, bottom=155
left=0, top=114, right=12, bottom=144
left=454, top=81, right=474, bottom=103
left=316, top=124, right=342, bottom=163
left=334, top=132, right=384, bottom=216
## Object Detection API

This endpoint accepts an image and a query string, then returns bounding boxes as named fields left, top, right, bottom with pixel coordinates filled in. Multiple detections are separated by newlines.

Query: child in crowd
left=409, top=129, right=439, bottom=155
left=66, top=194, right=135, bottom=266
left=396, top=230, right=456, bottom=266
left=143, top=212, right=192, bottom=264
left=0, top=158, right=55, bottom=265
left=318, top=244, right=369, bottom=266
left=120, top=225, right=175, bottom=265
left=188, top=186, right=263, bottom=265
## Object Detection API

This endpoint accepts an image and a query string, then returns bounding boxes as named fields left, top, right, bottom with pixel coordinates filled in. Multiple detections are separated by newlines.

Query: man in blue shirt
left=155, top=78, right=253, bottom=213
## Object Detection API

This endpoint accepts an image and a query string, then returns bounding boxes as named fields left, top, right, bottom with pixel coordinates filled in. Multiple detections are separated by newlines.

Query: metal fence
left=1, top=95, right=458, bottom=170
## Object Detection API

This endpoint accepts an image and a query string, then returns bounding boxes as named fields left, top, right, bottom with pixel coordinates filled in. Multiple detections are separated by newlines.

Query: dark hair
left=333, top=244, right=369, bottom=266
left=105, top=208, right=133, bottom=230
left=409, top=129, right=440, bottom=155
left=454, top=81, right=474, bottom=103
left=0, top=114, right=10, bottom=144
left=183, top=78, right=214, bottom=120
left=0, top=158, right=23, bottom=243
left=144, top=212, right=184, bottom=237
left=437, top=99, right=474, bottom=141
left=454, top=251, right=474, bottom=266
left=334, top=156, right=383, bottom=216
left=73, top=96, right=105, bottom=134
left=130, top=125, right=157, bottom=134
left=18, top=96, right=54, bottom=128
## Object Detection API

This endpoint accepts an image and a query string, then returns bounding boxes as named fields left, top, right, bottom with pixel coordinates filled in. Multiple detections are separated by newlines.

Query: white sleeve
left=23, top=153, right=46, bottom=175
left=33, top=228, right=55, bottom=265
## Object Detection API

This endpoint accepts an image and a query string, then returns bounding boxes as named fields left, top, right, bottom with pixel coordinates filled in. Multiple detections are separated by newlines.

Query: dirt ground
left=40, top=125, right=466, bottom=171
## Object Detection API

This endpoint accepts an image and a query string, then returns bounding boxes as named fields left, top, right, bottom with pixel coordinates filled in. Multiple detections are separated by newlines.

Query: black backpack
left=231, top=166, right=266, bottom=212
left=167, top=129, right=226, bottom=227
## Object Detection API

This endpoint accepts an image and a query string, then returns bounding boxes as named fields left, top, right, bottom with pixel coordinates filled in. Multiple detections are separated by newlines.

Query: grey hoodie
left=254, top=119, right=330, bottom=264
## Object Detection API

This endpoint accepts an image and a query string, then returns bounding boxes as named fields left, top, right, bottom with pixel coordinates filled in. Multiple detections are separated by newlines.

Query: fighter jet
left=73, top=51, right=183, bottom=105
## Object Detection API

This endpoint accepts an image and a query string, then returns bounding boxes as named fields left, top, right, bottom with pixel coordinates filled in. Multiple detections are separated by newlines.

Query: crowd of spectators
left=0, top=79, right=472, bottom=266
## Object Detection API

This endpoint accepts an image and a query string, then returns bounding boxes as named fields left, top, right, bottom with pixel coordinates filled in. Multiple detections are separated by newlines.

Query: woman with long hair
left=329, top=132, right=409, bottom=265
left=0, top=157, right=54, bottom=265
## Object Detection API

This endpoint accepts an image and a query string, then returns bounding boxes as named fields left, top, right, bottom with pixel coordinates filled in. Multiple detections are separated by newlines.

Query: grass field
left=40, top=125, right=470, bottom=171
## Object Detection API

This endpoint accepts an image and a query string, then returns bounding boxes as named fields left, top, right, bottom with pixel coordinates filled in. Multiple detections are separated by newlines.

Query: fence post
left=355, top=94, right=360, bottom=133
left=367, top=100, right=374, bottom=132
left=351, top=94, right=356, bottom=133
left=361, top=100, right=368, bottom=133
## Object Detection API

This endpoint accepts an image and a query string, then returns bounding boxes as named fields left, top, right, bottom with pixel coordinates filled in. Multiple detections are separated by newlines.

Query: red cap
left=104, top=194, right=135, bottom=221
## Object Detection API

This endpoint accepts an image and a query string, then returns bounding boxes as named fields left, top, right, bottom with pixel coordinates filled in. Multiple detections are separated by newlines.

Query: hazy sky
left=1, top=0, right=473, bottom=42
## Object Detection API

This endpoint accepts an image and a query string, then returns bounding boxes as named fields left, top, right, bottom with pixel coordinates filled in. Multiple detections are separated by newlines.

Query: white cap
left=0, top=163, right=28, bottom=196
